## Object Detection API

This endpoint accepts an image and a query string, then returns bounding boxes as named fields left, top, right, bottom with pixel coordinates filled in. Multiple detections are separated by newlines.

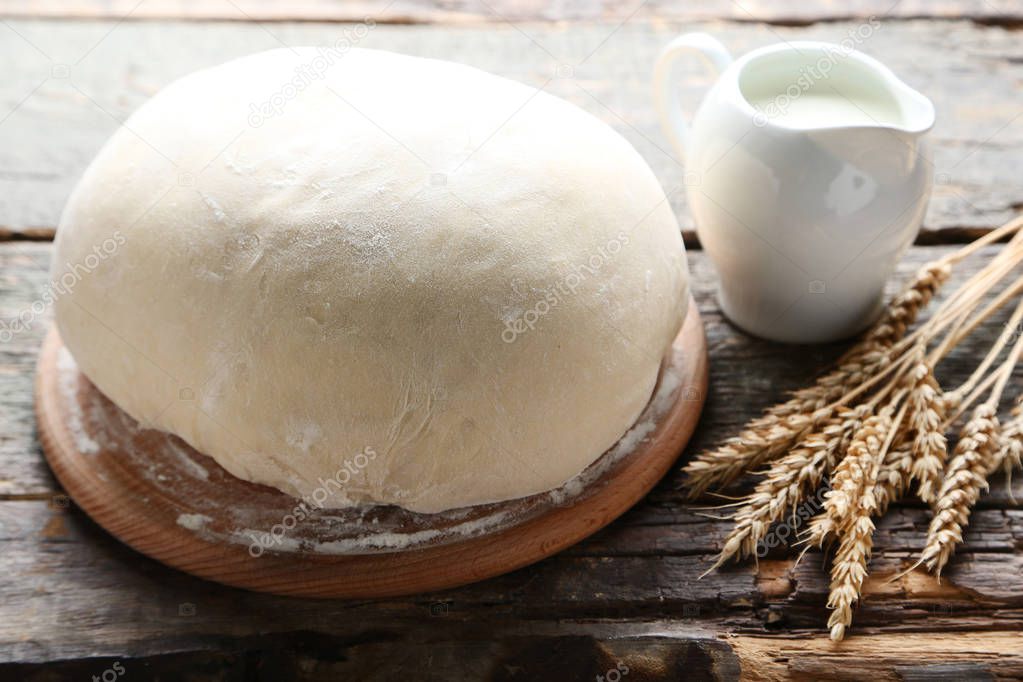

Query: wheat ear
left=904, top=360, right=948, bottom=503
left=805, top=408, right=894, bottom=549
left=1000, top=399, right=1023, bottom=502
left=872, top=363, right=925, bottom=512
left=684, top=263, right=948, bottom=498
left=825, top=404, right=903, bottom=642
left=709, top=406, right=869, bottom=569
left=827, top=513, right=876, bottom=642
left=919, top=404, right=1001, bottom=576
left=874, top=444, right=914, bottom=515
left=683, top=408, right=831, bottom=499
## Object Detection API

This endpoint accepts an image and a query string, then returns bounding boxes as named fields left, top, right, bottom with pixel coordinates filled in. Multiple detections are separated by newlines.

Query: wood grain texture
left=729, top=632, right=1023, bottom=681
left=0, top=20, right=1021, bottom=238
left=4, top=241, right=1023, bottom=678
left=1, top=0, right=1021, bottom=24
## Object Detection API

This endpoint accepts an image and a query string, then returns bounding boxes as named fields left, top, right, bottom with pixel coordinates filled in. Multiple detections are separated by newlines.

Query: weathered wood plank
left=0, top=244, right=49, bottom=498
left=1, top=0, right=1021, bottom=24
left=3, top=606, right=743, bottom=682
left=0, top=20, right=1020, bottom=237
left=730, top=632, right=1023, bottom=682
left=3, top=497, right=1023, bottom=667
left=4, top=239, right=1023, bottom=676
left=2, top=498, right=1023, bottom=676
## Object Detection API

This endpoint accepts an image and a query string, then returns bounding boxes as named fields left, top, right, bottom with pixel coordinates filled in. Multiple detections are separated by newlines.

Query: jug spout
left=808, top=120, right=931, bottom=182
left=886, top=78, right=935, bottom=136
left=802, top=65, right=934, bottom=179
left=734, top=41, right=935, bottom=138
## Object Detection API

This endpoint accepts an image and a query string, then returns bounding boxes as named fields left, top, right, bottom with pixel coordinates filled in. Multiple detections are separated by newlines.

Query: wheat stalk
left=1000, top=399, right=1023, bottom=500
left=874, top=445, right=913, bottom=515
left=806, top=408, right=895, bottom=549
left=684, top=263, right=949, bottom=498
left=824, top=403, right=904, bottom=642
left=904, top=359, right=948, bottom=503
left=919, top=404, right=1000, bottom=576
left=827, top=512, right=876, bottom=642
left=693, top=216, right=1023, bottom=640
left=708, top=406, right=869, bottom=569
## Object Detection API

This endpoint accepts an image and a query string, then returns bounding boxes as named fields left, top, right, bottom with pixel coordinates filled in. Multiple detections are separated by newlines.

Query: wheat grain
left=823, top=405, right=904, bottom=642
left=710, top=407, right=869, bottom=568
left=874, top=444, right=913, bottom=515
left=904, top=360, right=948, bottom=503
left=920, top=404, right=1000, bottom=576
left=684, top=264, right=949, bottom=498
left=805, top=410, right=891, bottom=548
left=827, top=513, right=876, bottom=641
left=998, top=400, right=1023, bottom=497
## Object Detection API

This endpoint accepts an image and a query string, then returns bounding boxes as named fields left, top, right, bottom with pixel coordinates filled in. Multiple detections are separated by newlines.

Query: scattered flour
left=56, top=347, right=100, bottom=455
left=222, top=356, right=687, bottom=556
left=546, top=357, right=681, bottom=507
left=176, top=512, right=212, bottom=531
left=164, top=438, right=210, bottom=481
left=230, top=509, right=513, bottom=555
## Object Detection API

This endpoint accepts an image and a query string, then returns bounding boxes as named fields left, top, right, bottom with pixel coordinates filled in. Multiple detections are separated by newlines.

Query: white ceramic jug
left=654, top=34, right=935, bottom=344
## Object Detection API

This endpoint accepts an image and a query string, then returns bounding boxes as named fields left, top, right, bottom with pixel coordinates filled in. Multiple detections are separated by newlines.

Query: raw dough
left=52, top=48, right=689, bottom=513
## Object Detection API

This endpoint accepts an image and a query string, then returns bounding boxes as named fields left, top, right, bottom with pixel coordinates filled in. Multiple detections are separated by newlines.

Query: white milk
left=746, top=90, right=904, bottom=128
left=654, top=35, right=936, bottom=342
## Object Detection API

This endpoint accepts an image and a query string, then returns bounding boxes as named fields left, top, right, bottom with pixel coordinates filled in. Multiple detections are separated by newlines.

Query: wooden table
left=2, top=2, right=1022, bottom=679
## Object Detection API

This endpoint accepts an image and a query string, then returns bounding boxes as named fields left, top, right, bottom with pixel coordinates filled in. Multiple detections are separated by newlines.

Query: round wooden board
left=35, top=299, right=707, bottom=598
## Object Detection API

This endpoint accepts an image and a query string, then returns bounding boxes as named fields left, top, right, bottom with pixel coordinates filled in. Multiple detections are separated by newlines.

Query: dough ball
left=53, top=48, right=689, bottom=513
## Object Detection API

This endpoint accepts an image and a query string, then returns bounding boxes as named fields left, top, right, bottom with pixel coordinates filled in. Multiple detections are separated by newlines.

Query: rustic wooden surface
left=1, top=0, right=1021, bottom=24
left=2, top=6, right=1023, bottom=682
left=0, top=19, right=1021, bottom=241
left=5, top=241, right=1023, bottom=680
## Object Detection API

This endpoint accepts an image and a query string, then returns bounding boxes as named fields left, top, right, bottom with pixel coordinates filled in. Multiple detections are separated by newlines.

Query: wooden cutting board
left=35, top=297, right=707, bottom=598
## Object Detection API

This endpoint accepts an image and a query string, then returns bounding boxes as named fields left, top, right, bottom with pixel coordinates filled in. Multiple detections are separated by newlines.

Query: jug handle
left=653, top=33, right=733, bottom=158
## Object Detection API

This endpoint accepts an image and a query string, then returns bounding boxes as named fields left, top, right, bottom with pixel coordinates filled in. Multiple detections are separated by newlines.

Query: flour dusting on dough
left=51, top=47, right=689, bottom=514
left=54, top=338, right=689, bottom=557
